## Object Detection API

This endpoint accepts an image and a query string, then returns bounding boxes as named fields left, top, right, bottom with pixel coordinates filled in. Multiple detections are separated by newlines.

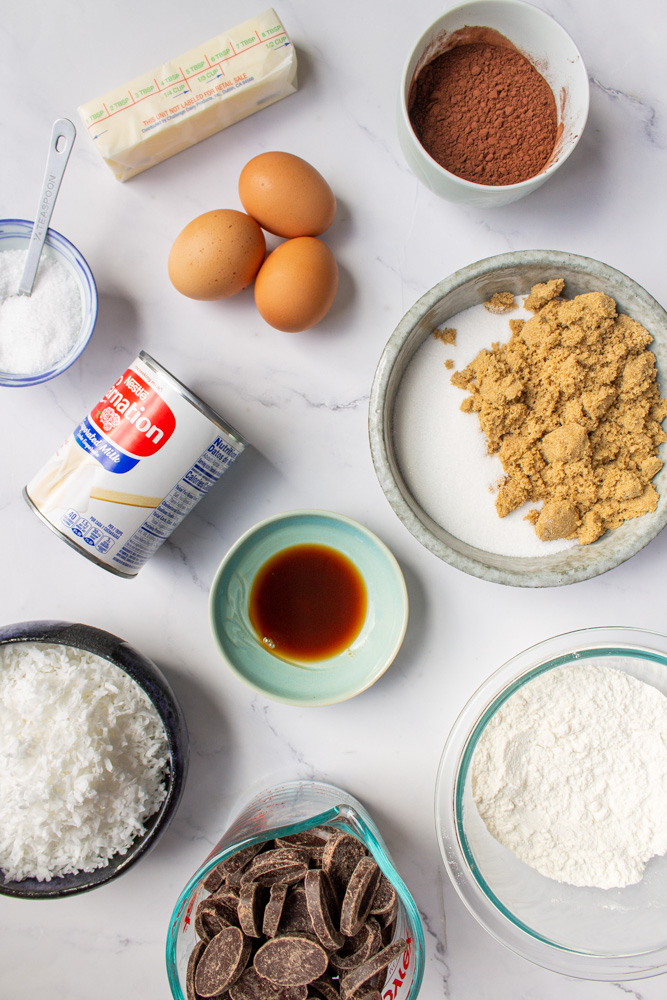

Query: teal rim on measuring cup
left=166, top=779, right=425, bottom=1000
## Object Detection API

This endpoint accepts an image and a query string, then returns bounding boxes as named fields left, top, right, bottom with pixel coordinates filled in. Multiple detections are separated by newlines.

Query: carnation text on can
left=24, top=352, right=246, bottom=577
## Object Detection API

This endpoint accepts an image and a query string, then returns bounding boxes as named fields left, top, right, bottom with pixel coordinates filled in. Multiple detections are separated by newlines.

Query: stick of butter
left=77, top=9, right=297, bottom=182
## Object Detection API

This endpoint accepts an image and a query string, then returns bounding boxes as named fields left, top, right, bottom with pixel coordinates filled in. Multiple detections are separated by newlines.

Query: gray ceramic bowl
left=0, top=620, right=189, bottom=898
left=369, top=250, right=667, bottom=587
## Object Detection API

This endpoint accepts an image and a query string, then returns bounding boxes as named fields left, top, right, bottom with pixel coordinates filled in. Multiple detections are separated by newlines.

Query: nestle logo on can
left=90, top=368, right=176, bottom=457
left=123, top=374, right=150, bottom=400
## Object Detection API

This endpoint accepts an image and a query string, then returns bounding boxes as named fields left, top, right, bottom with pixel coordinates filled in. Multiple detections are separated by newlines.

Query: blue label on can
left=74, top=417, right=139, bottom=473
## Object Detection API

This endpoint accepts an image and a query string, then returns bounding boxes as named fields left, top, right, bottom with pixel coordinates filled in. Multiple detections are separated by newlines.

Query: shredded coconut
left=0, top=249, right=82, bottom=374
left=0, top=642, right=169, bottom=882
left=471, top=663, right=667, bottom=889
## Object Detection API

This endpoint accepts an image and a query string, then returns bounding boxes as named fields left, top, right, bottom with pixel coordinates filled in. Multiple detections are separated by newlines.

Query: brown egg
left=239, top=152, right=336, bottom=238
left=168, top=209, right=266, bottom=300
left=254, top=237, right=338, bottom=332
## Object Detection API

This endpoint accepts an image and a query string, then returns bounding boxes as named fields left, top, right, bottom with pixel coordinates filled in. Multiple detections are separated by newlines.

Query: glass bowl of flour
left=435, top=626, right=667, bottom=980
left=0, top=219, right=97, bottom=386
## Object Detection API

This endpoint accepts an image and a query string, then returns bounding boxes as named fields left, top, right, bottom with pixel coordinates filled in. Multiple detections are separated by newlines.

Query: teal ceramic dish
left=209, top=510, right=408, bottom=706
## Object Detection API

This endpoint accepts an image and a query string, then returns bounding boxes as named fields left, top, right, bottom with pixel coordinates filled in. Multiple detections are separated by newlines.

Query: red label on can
left=89, top=368, right=176, bottom=457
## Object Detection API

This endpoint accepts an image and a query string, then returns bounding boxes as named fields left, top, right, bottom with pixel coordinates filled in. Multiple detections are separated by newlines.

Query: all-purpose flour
left=471, top=664, right=667, bottom=889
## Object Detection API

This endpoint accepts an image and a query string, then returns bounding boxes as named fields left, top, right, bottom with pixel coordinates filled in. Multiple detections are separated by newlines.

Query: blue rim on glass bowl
left=0, top=619, right=189, bottom=898
left=435, top=626, right=667, bottom=981
left=166, top=779, right=425, bottom=1000
left=209, top=509, right=409, bottom=706
left=0, top=218, right=98, bottom=386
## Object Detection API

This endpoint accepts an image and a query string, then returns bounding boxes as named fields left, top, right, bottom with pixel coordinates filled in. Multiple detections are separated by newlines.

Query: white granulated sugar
left=0, top=248, right=82, bottom=374
left=472, top=664, right=667, bottom=889
left=393, top=300, right=576, bottom=557
left=0, top=642, right=169, bottom=882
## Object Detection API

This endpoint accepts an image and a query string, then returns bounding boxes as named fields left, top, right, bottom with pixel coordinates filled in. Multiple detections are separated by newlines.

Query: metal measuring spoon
left=18, top=118, right=76, bottom=296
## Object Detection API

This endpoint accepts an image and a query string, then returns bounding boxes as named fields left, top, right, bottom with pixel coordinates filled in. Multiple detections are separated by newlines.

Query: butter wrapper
left=78, top=9, right=297, bottom=181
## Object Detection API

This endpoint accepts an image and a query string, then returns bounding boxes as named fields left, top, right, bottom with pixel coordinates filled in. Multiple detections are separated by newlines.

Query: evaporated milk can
left=24, top=352, right=246, bottom=577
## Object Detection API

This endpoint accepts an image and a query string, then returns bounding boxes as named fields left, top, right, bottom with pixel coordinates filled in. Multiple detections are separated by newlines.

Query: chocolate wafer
left=304, top=869, right=344, bottom=952
left=195, top=925, right=252, bottom=998
left=229, top=966, right=308, bottom=1000
left=340, top=857, right=381, bottom=936
left=263, top=882, right=289, bottom=938
left=254, top=935, right=328, bottom=987
left=340, top=939, right=407, bottom=999
left=238, top=881, right=269, bottom=938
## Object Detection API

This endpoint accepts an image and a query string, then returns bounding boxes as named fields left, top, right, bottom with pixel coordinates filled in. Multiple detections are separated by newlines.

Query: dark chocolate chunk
left=217, top=844, right=266, bottom=881
left=339, top=939, right=407, bottom=1000
left=307, top=976, right=340, bottom=1000
left=368, top=969, right=387, bottom=993
left=303, top=869, right=344, bottom=952
left=321, top=833, right=367, bottom=901
left=378, top=899, right=398, bottom=929
left=248, top=848, right=310, bottom=871
left=369, top=873, right=397, bottom=924
left=238, top=882, right=269, bottom=938
left=276, top=832, right=327, bottom=864
left=242, top=849, right=310, bottom=888
left=229, top=967, right=308, bottom=1000
left=208, top=888, right=241, bottom=926
left=195, top=925, right=252, bottom=998
left=364, top=918, right=383, bottom=957
left=380, top=918, right=396, bottom=947
left=243, top=861, right=309, bottom=888
left=340, top=858, right=381, bottom=937
left=277, top=832, right=326, bottom=848
left=195, top=902, right=232, bottom=943
left=279, top=887, right=315, bottom=936
left=186, top=939, right=206, bottom=1000
left=263, top=883, right=289, bottom=938
left=329, top=918, right=381, bottom=973
left=203, top=864, right=226, bottom=893
left=254, top=935, right=329, bottom=987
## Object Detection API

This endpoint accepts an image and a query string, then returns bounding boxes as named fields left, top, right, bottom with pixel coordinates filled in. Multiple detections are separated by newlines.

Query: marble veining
left=590, top=77, right=664, bottom=146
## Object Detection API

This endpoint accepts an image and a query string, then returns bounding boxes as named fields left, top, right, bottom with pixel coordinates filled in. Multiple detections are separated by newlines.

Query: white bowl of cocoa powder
left=398, top=0, right=589, bottom=206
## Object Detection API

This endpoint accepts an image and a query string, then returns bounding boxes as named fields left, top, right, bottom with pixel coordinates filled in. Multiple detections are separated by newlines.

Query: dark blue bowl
left=0, top=620, right=189, bottom=898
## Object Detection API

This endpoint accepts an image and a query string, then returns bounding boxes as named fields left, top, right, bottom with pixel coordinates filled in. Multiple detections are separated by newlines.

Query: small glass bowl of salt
left=0, top=218, right=97, bottom=386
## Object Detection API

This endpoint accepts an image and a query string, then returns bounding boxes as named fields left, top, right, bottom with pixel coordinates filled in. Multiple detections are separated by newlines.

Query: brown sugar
left=485, top=291, right=516, bottom=314
left=435, top=326, right=457, bottom=345
left=451, top=281, right=667, bottom=544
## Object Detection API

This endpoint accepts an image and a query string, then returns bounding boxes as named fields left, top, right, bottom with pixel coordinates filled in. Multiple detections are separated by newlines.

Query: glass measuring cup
left=166, top=779, right=425, bottom=999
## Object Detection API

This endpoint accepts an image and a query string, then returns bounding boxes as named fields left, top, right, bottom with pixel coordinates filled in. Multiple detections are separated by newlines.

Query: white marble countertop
left=2, top=1, right=667, bottom=997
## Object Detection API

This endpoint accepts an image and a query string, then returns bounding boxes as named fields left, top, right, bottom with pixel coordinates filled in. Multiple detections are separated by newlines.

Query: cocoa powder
left=409, top=36, right=557, bottom=186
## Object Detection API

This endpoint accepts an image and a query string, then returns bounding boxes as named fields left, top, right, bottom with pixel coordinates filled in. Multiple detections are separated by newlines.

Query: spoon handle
left=18, top=118, right=76, bottom=296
